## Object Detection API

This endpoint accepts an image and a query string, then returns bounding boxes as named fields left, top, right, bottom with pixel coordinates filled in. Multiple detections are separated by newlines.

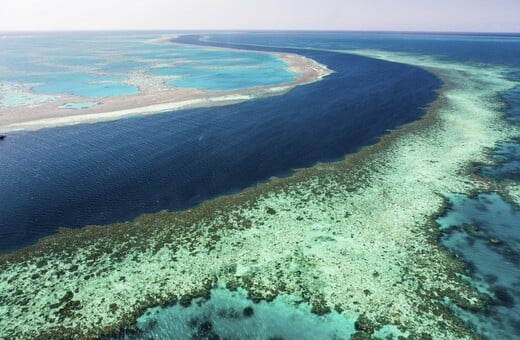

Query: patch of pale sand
left=0, top=91, right=282, bottom=132
left=0, top=52, right=332, bottom=132
left=278, top=52, right=332, bottom=81
left=0, top=82, right=56, bottom=108
left=146, top=34, right=181, bottom=44
left=123, top=70, right=178, bottom=93
left=1, top=52, right=518, bottom=338
left=502, top=181, right=520, bottom=206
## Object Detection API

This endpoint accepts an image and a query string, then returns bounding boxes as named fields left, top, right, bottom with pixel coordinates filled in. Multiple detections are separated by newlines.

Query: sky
left=1, top=0, right=519, bottom=32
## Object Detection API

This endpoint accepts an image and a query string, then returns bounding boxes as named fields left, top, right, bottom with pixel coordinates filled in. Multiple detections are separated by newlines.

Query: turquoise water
left=114, top=288, right=357, bottom=339
left=437, top=192, right=520, bottom=339
left=166, top=66, right=296, bottom=90
left=435, top=81, right=520, bottom=339
left=1, top=32, right=520, bottom=338
left=147, top=48, right=295, bottom=90
left=52, top=56, right=107, bottom=66
left=116, top=287, right=409, bottom=339
left=98, top=60, right=149, bottom=73
left=31, top=73, right=138, bottom=98
left=181, top=32, right=520, bottom=339
left=0, top=33, right=298, bottom=99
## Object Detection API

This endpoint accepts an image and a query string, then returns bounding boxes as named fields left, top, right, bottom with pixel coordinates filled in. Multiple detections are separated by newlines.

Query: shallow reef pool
left=110, top=287, right=410, bottom=340
left=437, top=192, right=520, bottom=339
left=59, top=101, right=100, bottom=109
left=0, top=33, right=298, bottom=100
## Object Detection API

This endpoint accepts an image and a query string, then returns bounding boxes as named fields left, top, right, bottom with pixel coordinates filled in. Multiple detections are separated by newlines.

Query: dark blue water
left=206, top=31, right=520, bottom=68
left=0, top=34, right=440, bottom=253
left=184, top=33, right=520, bottom=339
left=480, top=140, right=520, bottom=180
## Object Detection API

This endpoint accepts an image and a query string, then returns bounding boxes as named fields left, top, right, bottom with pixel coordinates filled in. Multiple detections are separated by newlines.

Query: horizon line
left=1, top=28, right=519, bottom=35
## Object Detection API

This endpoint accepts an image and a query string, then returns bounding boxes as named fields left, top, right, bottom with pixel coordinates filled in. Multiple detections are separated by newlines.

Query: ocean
left=0, top=34, right=439, bottom=252
left=1, top=31, right=519, bottom=339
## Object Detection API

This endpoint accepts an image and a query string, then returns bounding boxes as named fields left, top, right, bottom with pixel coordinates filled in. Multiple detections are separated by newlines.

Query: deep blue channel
left=0, top=34, right=440, bottom=252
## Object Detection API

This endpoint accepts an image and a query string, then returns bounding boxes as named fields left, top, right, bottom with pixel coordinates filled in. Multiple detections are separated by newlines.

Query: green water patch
left=436, top=192, right=520, bottom=339
left=113, top=287, right=359, bottom=340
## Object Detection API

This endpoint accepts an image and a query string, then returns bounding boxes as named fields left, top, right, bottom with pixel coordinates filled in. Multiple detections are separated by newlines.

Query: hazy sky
left=1, top=0, right=519, bottom=32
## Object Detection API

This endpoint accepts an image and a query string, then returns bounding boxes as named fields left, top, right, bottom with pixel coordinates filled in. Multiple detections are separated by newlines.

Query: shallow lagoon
left=437, top=192, right=520, bottom=339
left=0, top=33, right=298, bottom=99
left=114, top=288, right=357, bottom=340
left=1, top=32, right=520, bottom=339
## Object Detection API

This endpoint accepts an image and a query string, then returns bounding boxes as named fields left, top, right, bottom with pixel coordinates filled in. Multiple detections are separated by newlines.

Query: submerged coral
left=1, top=50, right=518, bottom=339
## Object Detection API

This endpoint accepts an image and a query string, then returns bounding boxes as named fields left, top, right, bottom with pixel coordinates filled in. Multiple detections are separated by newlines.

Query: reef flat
left=0, top=49, right=330, bottom=132
left=1, top=51, right=518, bottom=339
